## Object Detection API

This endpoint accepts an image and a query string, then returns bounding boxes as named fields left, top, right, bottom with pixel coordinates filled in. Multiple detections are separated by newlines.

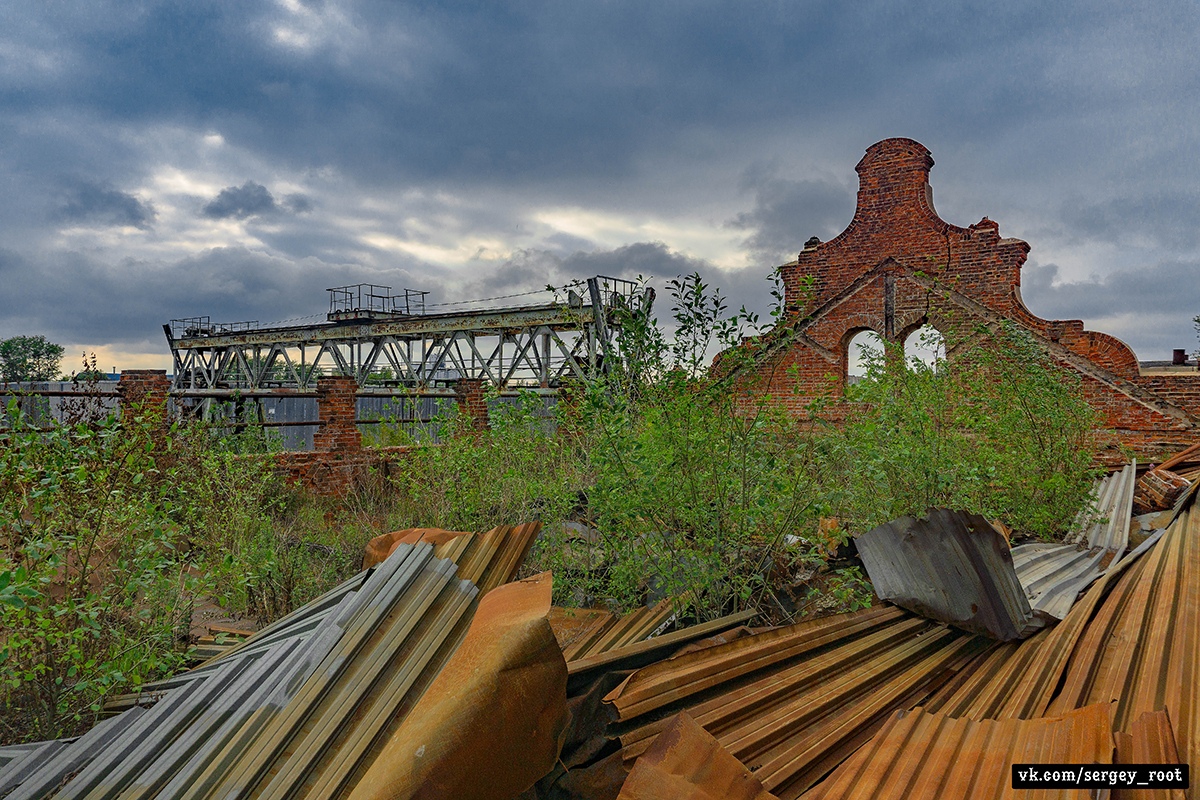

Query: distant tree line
left=0, top=335, right=65, bottom=383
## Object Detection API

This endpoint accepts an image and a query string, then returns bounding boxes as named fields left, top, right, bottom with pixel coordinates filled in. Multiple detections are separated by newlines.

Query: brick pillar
left=117, top=370, right=170, bottom=425
left=452, top=378, right=490, bottom=432
left=314, top=376, right=361, bottom=451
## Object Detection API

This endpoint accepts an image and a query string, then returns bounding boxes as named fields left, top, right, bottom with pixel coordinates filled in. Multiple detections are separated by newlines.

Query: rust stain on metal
left=616, top=712, right=778, bottom=800
left=347, top=572, right=568, bottom=800
left=801, top=703, right=1113, bottom=800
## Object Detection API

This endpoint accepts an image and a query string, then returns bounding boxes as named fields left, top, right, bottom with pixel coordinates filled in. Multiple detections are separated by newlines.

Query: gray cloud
left=459, top=242, right=780, bottom=330
left=203, top=182, right=280, bottom=219
left=0, top=245, right=446, bottom=349
left=1022, top=260, right=1200, bottom=360
left=56, top=181, right=155, bottom=229
left=730, top=170, right=854, bottom=268
left=1060, top=191, right=1200, bottom=251
left=1, top=1, right=1199, bottom=365
left=283, top=193, right=312, bottom=213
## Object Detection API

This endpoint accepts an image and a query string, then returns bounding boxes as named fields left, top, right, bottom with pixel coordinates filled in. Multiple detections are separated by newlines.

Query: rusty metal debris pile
left=544, top=461, right=1199, bottom=800
left=547, top=605, right=992, bottom=799
left=1, top=541, right=480, bottom=800
left=4, top=456, right=1199, bottom=799
left=0, top=524, right=560, bottom=800
left=1011, top=462, right=1136, bottom=623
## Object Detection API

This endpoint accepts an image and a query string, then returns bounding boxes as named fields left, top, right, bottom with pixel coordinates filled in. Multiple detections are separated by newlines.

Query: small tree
left=0, top=335, right=65, bottom=383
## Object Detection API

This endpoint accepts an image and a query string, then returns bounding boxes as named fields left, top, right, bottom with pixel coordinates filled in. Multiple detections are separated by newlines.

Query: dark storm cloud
left=1022, top=261, right=1200, bottom=359
left=1, top=0, right=1199, bottom=360
left=462, top=242, right=780, bottom=325
left=0, top=1, right=1154, bottom=191
left=1060, top=191, right=1200, bottom=251
left=56, top=181, right=155, bottom=229
left=730, top=169, right=854, bottom=268
left=283, top=193, right=312, bottom=213
left=464, top=243, right=713, bottom=300
left=202, top=182, right=280, bottom=219
left=0, top=246, right=449, bottom=348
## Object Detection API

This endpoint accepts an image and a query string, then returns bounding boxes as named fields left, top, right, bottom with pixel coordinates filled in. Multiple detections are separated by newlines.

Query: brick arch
left=831, top=312, right=887, bottom=345
left=895, top=313, right=933, bottom=345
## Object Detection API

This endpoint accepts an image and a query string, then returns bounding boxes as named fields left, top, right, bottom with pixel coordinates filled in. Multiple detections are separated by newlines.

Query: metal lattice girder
left=164, top=277, right=651, bottom=390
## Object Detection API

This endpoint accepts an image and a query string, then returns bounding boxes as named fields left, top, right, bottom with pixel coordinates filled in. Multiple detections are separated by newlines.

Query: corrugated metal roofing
left=553, top=606, right=993, bottom=799
left=854, top=509, right=1034, bottom=640
left=1114, top=710, right=1188, bottom=800
left=799, top=703, right=1114, bottom=800
left=616, top=712, right=779, bottom=800
left=104, top=522, right=540, bottom=715
left=1011, top=462, right=1138, bottom=623
left=559, top=598, right=678, bottom=662
left=0, top=541, right=480, bottom=800
left=557, top=472, right=1199, bottom=800
left=345, top=572, right=567, bottom=800
left=360, top=523, right=541, bottom=593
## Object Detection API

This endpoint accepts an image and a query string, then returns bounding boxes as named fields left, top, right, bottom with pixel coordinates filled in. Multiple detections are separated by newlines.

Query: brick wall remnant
left=117, top=369, right=170, bottom=425
left=313, top=375, right=361, bottom=452
left=453, top=378, right=490, bottom=432
left=733, top=137, right=1200, bottom=460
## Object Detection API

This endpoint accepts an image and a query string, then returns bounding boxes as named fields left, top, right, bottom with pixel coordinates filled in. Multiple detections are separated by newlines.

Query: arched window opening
left=904, top=325, right=945, bottom=371
left=846, top=330, right=885, bottom=383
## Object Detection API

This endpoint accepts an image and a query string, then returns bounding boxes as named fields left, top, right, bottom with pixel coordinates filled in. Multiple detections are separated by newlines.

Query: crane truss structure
left=165, top=277, right=651, bottom=391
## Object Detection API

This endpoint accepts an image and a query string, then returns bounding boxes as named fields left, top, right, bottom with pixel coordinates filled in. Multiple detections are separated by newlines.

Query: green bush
left=0, top=399, right=344, bottom=743
left=0, top=403, right=201, bottom=741
left=385, top=391, right=583, bottom=533
left=829, top=322, right=1101, bottom=537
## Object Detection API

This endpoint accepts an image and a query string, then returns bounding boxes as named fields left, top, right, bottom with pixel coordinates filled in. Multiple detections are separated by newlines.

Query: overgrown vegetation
left=0, top=275, right=1104, bottom=743
left=0, top=394, right=374, bottom=744
left=829, top=324, right=1101, bottom=537
left=378, top=274, right=1102, bottom=621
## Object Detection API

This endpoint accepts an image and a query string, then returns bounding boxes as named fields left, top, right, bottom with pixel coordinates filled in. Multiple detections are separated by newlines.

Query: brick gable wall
left=735, top=138, right=1200, bottom=461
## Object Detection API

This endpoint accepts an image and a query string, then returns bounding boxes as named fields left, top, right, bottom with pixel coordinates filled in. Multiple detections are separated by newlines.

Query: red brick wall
left=118, top=370, right=171, bottom=425
left=453, top=378, right=490, bottom=431
left=312, top=376, right=361, bottom=452
left=273, top=446, right=414, bottom=498
left=738, top=137, right=1200, bottom=458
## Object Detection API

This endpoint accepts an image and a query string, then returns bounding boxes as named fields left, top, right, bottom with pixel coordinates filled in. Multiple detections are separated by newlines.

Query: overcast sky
left=2, top=0, right=1199, bottom=371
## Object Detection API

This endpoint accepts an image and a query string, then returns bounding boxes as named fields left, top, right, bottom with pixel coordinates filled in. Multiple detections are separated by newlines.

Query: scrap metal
left=0, top=541, right=481, bottom=799
left=616, top=712, right=778, bottom=800
left=854, top=509, right=1033, bottom=640
left=800, top=703, right=1114, bottom=799
left=550, top=605, right=992, bottom=800
left=1012, top=462, right=1137, bottom=623
left=346, top=573, right=567, bottom=800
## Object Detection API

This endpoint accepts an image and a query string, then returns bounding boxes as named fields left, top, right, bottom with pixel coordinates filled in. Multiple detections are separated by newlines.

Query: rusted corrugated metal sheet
left=346, top=573, right=567, bottom=800
left=104, top=522, right=542, bottom=715
left=1071, top=462, right=1136, bottom=554
left=799, top=703, right=1114, bottom=800
left=1114, top=711, right=1188, bottom=800
left=560, top=598, right=678, bottom=662
left=552, top=605, right=994, bottom=800
left=551, top=475, right=1200, bottom=800
left=616, top=712, right=778, bottom=800
left=1007, top=463, right=1139, bottom=624
left=0, top=541, right=482, bottom=800
left=1045, top=503, right=1200, bottom=766
left=855, top=509, right=1034, bottom=640
left=362, top=522, right=542, bottom=593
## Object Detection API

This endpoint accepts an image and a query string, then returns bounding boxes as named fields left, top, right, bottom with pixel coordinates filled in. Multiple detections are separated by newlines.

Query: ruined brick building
left=737, top=137, right=1200, bottom=459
